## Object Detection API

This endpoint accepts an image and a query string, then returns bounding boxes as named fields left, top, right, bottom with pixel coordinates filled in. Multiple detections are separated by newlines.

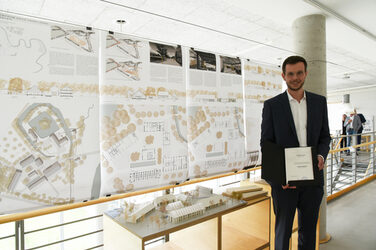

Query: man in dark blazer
left=261, top=56, right=331, bottom=250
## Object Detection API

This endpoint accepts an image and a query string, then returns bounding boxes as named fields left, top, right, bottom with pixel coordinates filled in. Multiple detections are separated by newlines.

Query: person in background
left=341, top=114, right=347, bottom=150
left=352, top=110, right=362, bottom=151
left=345, top=111, right=361, bottom=155
left=344, top=113, right=353, bottom=155
left=355, top=110, right=366, bottom=151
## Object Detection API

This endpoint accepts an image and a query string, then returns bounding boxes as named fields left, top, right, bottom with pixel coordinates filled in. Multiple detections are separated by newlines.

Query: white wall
left=327, top=86, right=376, bottom=134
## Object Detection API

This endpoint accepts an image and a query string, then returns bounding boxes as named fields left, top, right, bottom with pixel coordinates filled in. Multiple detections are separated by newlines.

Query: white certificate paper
left=285, top=147, right=314, bottom=182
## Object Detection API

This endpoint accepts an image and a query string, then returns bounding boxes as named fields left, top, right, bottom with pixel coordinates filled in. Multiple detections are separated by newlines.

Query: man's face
left=282, top=62, right=307, bottom=91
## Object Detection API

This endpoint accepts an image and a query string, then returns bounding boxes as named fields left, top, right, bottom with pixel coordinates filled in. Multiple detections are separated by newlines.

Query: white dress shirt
left=287, top=90, right=307, bottom=147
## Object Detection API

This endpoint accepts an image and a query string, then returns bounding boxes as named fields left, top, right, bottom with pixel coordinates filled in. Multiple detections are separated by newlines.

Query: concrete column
left=292, top=14, right=331, bottom=243
left=293, top=14, right=326, bottom=96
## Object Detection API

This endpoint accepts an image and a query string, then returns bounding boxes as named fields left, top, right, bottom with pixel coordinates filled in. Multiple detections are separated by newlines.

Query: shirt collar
left=287, top=90, right=306, bottom=102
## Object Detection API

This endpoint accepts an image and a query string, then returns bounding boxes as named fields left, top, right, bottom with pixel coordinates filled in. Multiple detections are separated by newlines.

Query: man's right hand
left=282, top=184, right=296, bottom=189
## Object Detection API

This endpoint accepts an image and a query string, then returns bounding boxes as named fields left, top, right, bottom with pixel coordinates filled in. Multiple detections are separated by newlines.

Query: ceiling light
left=116, top=19, right=126, bottom=32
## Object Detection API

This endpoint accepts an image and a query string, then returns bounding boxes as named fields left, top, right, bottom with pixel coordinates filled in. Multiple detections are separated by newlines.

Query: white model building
left=165, top=201, right=184, bottom=212
left=153, top=194, right=176, bottom=207
left=199, top=194, right=226, bottom=210
left=125, top=202, right=155, bottom=223
left=176, top=193, right=188, bottom=202
left=168, top=203, right=205, bottom=223
left=195, top=185, right=213, bottom=198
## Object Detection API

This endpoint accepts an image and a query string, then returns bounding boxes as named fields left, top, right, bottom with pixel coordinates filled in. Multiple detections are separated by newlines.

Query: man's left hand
left=317, top=155, right=324, bottom=170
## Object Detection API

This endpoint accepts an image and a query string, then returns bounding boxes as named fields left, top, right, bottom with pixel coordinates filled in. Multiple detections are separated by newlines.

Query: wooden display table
left=103, top=196, right=271, bottom=250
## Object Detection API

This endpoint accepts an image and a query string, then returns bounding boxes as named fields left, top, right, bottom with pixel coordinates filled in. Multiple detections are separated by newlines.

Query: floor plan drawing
left=100, top=104, right=188, bottom=195
left=187, top=105, right=246, bottom=178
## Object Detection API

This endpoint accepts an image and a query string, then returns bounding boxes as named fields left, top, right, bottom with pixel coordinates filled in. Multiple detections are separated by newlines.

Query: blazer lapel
left=306, top=91, right=313, bottom=146
left=279, top=92, right=298, bottom=140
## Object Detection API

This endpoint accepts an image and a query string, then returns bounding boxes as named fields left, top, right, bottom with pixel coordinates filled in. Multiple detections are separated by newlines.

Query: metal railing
left=1, top=132, right=375, bottom=250
left=0, top=215, right=103, bottom=250
left=326, top=131, right=376, bottom=197
left=0, top=168, right=262, bottom=250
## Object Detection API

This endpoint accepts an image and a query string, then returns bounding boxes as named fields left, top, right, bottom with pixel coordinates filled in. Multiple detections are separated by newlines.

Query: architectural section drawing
left=51, top=25, right=95, bottom=53
left=100, top=104, right=188, bottom=195
left=187, top=105, right=246, bottom=178
left=0, top=98, right=100, bottom=214
left=106, top=35, right=141, bottom=59
left=106, top=58, right=141, bottom=81
left=104, top=33, right=148, bottom=84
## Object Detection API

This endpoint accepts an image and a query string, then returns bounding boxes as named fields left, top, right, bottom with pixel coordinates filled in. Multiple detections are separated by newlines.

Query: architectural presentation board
left=243, top=61, right=282, bottom=158
left=100, top=32, right=188, bottom=195
left=0, top=13, right=283, bottom=214
left=0, top=14, right=100, bottom=213
left=187, top=49, right=246, bottom=178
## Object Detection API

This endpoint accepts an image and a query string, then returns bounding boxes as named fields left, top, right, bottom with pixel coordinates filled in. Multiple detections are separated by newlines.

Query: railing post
left=15, top=221, right=18, bottom=250
left=351, top=149, right=357, bottom=184
left=15, top=220, right=25, bottom=250
left=372, top=132, right=375, bottom=175
left=330, top=152, right=333, bottom=195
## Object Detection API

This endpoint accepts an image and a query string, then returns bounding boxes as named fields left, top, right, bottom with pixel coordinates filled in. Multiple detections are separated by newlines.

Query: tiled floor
left=320, top=179, right=376, bottom=250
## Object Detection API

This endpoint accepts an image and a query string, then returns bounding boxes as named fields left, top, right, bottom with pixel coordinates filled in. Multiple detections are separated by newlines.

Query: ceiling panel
left=219, top=17, right=262, bottom=37
left=92, top=6, right=152, bottom=34
left=136, top=0, right=200, bottom=19
left=316, top=0, right=376, bottom=35
left=0, top=0, right=45, bottom=15
left=40, top=0, right=105, bottom=26
left=0, top=0, right=375, bottom=92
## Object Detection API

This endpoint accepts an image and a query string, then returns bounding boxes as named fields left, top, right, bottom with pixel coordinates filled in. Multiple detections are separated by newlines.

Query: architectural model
left=168, top=203, right=205, bottom=223
left=125, top=202, right=155, bottom=223
left=120, top=190, right=230, bottom=225
left=195, top=185, right=213, bottom=198
left=165, top=201, right=184, bottom=212
left=199, top=194, right=226, bottom=210
left=175, top=193, right=191, bottom=204
left=153, top=194, right=176, bottom=207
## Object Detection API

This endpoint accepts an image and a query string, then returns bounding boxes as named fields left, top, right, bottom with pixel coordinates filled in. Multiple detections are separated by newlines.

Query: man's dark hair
left=282, top=56, right=307, bottom=74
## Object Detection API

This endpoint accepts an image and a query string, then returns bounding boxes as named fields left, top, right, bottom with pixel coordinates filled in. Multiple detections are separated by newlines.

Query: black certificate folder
left=261, top=140, right=320, bottom=186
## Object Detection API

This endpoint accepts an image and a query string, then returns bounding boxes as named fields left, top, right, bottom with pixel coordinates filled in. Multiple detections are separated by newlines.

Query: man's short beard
left=287, top=81, right=304, bottom=91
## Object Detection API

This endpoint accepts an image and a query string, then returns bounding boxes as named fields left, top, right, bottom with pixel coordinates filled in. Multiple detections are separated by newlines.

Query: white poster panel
left=0, top=14, right=100, bottom=214
left=100, top=33, right=188, bottom=195
left=243, top=61, right=282, bottom=163
left=187, top=50, right=246, bottom=178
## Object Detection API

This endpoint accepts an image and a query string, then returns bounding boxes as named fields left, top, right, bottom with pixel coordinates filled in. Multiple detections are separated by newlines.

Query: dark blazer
left=260, top=91, right=331, bottom=184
